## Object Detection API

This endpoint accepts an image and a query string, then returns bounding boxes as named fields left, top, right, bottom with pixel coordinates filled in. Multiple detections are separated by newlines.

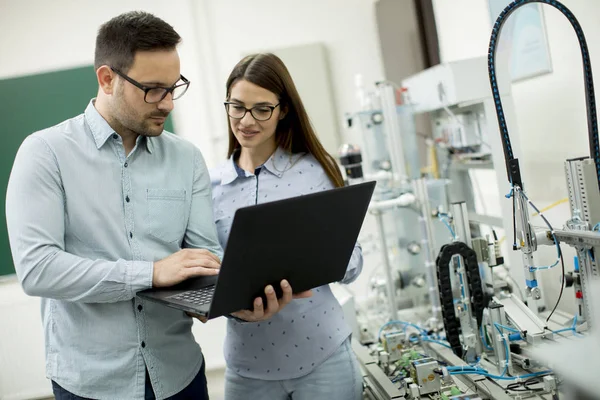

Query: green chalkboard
left=0, top=66, right=175, bottom=276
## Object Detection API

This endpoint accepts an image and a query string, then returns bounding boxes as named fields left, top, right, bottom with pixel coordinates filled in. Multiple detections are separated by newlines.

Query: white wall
left=432, top=0, right=600, bottom=314
left=0, top=279, right=48, bottom=400
left=0, top=1, right=387, bottom=398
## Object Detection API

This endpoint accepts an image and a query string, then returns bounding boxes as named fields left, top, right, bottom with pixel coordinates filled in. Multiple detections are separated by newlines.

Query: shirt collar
left=220, top=156, right=240, bottom=186
left=84, top=99, right=153, bottom=153
left=145, top=136, right=154, bottom=153
left=219, top=147, right=296, bottom=186
left=233, top=159, right=258, bottom=178
left=263, top=146, right=294, bottom=178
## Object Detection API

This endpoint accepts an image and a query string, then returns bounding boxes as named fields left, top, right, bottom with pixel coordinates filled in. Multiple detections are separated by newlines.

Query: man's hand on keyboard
left=152, top=249, right=221, bottom=287
left=231, top=279, right=312, bottom=322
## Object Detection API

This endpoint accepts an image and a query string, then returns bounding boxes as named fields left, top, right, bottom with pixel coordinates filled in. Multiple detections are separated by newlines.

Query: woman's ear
left=279, top=104, right=288, bottom=120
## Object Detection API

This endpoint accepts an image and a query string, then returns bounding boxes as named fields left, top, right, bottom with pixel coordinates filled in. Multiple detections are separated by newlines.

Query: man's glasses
left=224, top=102, right=280, bottom=121
left=111, top=68, right=190, bottom=104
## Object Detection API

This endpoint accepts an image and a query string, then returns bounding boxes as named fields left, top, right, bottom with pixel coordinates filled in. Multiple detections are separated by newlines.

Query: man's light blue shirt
left=5, top=101, right=223, bottom=399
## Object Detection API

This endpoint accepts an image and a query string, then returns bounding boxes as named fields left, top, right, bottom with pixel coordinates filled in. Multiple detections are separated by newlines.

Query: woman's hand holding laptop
left=231, top=280, right=312, bottom=322
left=187, top=280, right=312, bottom=323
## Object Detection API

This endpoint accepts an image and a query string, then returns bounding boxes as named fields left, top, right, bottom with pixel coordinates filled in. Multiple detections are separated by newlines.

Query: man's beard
left=112, top=98, right=169, bottom=137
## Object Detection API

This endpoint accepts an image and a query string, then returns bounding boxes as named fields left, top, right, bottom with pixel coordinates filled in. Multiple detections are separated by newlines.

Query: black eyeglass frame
left=111, top=67, right=190, bottom=104
left=223, top=102, right=281, bottom=121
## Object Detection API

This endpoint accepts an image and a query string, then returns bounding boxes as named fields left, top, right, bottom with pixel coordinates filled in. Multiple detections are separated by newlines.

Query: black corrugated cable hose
left=436, top=242, right=485, bottom=359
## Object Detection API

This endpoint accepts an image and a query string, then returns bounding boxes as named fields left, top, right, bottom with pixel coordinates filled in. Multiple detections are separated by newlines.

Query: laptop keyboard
left=167, top=286, right=215, bottom=305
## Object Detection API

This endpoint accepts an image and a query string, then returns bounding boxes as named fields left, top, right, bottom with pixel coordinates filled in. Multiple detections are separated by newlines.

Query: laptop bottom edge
left=139, top=294, right=211, bottom=316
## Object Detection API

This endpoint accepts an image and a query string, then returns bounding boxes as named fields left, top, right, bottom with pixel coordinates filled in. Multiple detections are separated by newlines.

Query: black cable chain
left=436, top=242, right=485, bottom=358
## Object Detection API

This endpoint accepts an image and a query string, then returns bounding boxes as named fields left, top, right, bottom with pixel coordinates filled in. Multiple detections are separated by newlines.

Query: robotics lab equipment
left=343, top=1, right=596, bottom=398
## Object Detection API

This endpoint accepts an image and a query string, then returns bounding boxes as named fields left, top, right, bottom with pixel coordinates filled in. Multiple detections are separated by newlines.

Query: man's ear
left=97, top=66, right=116, bottom=95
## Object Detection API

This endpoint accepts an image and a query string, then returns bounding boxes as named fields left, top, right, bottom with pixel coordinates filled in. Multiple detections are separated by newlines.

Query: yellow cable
left=531, top=198, right=568, bottom=216
left=430, top=144, right=440, bottom=179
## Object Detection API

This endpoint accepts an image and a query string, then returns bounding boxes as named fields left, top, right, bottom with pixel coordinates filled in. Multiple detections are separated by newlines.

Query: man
left=6, top=11, right=300, bottom=400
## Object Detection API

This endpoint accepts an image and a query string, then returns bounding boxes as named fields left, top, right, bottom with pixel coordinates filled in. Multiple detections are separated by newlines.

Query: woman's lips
left=239, top=129, right=259, bottom=137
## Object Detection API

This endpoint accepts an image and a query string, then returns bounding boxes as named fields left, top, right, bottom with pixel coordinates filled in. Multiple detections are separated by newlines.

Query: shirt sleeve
left=182, top=147, right=224, bottom=259
left=5, top=135, right=153, bottom=303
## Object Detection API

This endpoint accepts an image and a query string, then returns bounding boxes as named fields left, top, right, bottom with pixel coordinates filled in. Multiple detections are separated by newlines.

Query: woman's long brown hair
left=225, top=53, right=344, bottom=188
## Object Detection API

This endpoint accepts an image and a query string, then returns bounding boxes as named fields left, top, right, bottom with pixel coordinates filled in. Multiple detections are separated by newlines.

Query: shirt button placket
left=122, top=159, right=133, bottom=243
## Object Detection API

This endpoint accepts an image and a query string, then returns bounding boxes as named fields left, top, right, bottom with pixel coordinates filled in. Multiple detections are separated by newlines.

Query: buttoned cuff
left=128, top=260, right=154, bottom=296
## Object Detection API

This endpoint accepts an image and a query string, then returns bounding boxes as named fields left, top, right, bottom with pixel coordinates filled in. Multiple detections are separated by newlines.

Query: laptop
left=138, top=180, right=375, bottom=320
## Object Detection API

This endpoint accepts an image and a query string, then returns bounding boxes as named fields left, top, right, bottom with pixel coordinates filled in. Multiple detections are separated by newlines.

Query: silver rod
left=451, top=201, right=472, bottom=246
left=372, top=209, right=398, bottom=321
left=414, top=178, right=442, bottom=323
left=379, top=83, right=407, bottom=182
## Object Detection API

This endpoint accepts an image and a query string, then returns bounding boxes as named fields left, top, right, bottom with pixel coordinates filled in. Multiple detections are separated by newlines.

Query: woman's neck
left=238, top=142, right=277, bottom=172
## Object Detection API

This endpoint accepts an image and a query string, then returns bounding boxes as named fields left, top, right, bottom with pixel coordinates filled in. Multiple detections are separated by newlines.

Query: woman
left=210, top=53, right=364, bottom=400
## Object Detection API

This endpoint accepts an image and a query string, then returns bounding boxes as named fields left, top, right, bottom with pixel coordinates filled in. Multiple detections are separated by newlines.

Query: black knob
left=564, top=272, right=575, bottom=288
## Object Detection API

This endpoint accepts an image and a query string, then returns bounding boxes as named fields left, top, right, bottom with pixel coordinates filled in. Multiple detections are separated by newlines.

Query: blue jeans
left=224, top=337, right=363, bottom=400
left=52, top=362, right=209, bottom=400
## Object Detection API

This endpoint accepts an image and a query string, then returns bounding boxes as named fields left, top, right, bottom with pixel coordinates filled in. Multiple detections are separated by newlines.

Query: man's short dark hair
left=94, top=11, right=181, bottom=72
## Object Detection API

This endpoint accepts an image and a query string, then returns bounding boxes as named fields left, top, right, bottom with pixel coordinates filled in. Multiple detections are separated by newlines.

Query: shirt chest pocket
left=146, top=189, right=187, bottom=243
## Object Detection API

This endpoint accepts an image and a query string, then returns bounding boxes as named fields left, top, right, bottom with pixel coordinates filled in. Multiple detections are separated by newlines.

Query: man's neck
left=94, top=99, right=138, bottom=155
